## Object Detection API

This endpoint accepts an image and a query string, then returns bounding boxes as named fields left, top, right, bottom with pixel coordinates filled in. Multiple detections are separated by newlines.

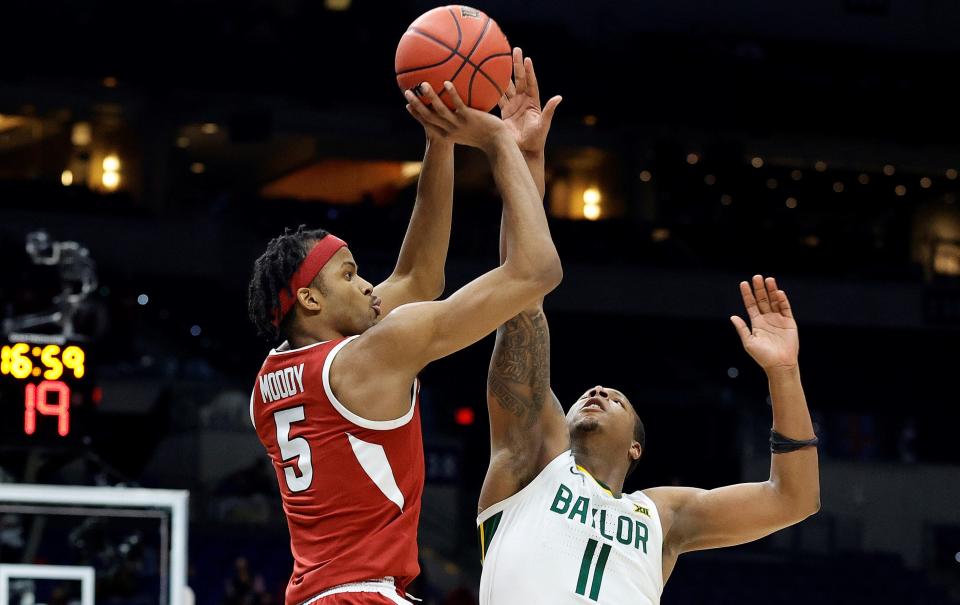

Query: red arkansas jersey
left=250, top=335, right=424, bottom=605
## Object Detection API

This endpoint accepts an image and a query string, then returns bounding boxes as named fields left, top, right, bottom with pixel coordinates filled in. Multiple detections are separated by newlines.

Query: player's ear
left=629, top=441, right=642, bottom=463
left=296, top=286, right=324, bottom=313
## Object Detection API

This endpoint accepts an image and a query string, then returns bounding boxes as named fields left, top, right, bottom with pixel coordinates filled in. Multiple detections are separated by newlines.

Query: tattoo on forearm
left=489, top=309, right=550, bottom=429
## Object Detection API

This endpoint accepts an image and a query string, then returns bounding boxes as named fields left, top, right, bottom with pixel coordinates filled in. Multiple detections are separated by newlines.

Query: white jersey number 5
left=275, top=406, right=313, bottom=492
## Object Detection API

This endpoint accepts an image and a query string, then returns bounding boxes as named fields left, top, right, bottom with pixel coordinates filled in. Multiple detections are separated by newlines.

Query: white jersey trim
left=477, top=449, right=572, bottom=525
left=322, top=335, right=418, bottom=430
left=268, top=339, right=329, bottom=356
left=347, top=433, right=406, bottom=511
left=249, top=390, right=256, bottom=430
left=300, top=577, right=410, bottom=605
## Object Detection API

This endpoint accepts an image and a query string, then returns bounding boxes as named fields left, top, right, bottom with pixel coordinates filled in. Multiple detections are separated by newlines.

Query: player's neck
left=287, top=321, right=346, bottom=349
left=571, top=442, right=627, bottom=498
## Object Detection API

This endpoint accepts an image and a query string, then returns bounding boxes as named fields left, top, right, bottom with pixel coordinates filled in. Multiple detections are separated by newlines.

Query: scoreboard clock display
left=1, top=337, right=96, bottom=443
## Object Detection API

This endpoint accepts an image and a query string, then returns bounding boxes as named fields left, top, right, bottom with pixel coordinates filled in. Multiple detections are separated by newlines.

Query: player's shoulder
left=548, top=449, right=576, bottom=472
left=641, top=486, right=704, bottom=504
left=524, top=448, right=576, bottom=490
left=339, top=303, right=430, bottom=352
left=259, top=338, right=344, bottom=368
left=636, top=486, right=706, bottom=527
left=269, top=338, right=333, bottom=357
left=626, top=488, right=661, bottom=511
left=478, top=449, right=573, bottom=520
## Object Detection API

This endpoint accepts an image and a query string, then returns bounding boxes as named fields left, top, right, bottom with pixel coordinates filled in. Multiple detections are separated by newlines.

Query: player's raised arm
left=479, top=305, right=570, bottom=511
left=499, top=47, right=562, bottom=199
left=373, top=94, right=455, bottom=315
left=334, top=82, right=562, bottom=411
left=648, top=276, right=820, bottom=557
left=480, top=49, right=569, bottom=512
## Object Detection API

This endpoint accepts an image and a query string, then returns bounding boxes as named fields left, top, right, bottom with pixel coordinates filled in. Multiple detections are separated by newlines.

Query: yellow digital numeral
left=62, top=346, right=85, bottom=379
left=1, top=345, right=10, bottom=375
left=10, top=343, right=33, bottom=380
left=41, top=345, right=64, bottom=380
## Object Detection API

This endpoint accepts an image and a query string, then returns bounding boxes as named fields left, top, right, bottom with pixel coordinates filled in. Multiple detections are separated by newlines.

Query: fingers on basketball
left=419, top=83, right=458, bottom=124
left=406, top=87, right=450, bottom=131
left=444, top=81, right=468, bottom=113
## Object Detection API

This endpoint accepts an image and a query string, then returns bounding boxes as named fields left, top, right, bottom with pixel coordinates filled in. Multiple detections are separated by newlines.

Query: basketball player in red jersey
left=246, top=77, right=562, bottom=605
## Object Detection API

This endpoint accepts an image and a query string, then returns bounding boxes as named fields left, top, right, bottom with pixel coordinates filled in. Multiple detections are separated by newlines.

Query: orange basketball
left=395, top=5, right=512, bottom=112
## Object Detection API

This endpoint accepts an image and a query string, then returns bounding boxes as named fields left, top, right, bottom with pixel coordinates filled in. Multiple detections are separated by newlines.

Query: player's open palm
left=498, top=47, right=562, bottom=155
left=730, top=275, right=799, bottom=372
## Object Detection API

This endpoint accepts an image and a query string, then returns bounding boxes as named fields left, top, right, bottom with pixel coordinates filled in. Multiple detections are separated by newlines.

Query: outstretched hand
left=498, top=47, right=562, bottom=156
left=404, top=82, right=509, bottom=152
left=730, top=275, right=799, bottom=373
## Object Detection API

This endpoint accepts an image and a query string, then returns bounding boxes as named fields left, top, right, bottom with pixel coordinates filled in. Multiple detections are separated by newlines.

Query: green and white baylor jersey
left=477, top=451, right=663, bottom=604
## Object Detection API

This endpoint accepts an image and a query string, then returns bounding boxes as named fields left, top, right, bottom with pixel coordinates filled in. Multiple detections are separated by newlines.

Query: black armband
left=770, top=429, right=819, bottom=454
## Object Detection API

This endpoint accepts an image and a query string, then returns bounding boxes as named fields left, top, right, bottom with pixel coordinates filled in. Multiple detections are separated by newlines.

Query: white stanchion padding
left=0, top=564, right=95, bottom=605
left=0, top=484, right=189, bottom=605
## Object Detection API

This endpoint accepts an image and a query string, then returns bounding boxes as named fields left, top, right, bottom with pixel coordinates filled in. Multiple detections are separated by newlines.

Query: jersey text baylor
left=477, top=451, right=663, bottom=604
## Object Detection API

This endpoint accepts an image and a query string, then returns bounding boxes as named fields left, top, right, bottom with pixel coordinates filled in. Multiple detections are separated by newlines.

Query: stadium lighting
left=71, top=122, right=92, bottom=147
left=401, top=162, right=423, bottom=179
left=102, top=155, right=120, bottom=173
left=101, top=171, right=120, bottom=190
left=583, top=187, right=601, bottom=205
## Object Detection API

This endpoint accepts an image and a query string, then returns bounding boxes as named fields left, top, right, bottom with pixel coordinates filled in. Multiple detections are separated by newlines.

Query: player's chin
left=351, top=317, right=376, bottom=334
left=571, top=416, right=600, bottom=434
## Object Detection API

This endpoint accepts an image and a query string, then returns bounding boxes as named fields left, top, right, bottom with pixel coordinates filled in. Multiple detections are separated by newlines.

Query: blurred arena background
left=1, top=0, right=960, bottom=603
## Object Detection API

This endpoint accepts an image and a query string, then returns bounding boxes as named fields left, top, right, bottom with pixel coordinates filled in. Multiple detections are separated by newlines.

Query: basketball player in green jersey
left=476, top=50, right=820, bottom=604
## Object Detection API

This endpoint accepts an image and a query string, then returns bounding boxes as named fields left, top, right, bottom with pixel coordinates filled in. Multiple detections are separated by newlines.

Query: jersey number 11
left=576, top=538, right=611, bottom=602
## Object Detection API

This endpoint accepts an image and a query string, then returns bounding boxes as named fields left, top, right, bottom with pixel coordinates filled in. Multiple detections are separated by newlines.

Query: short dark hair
left=625, top=408, right=646, bottom=479
left=247, top=225, right=329, bottom=342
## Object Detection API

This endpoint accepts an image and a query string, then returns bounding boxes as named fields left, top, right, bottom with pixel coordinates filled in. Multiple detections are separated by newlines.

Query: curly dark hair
left=247, top=225, right=330, bottom=342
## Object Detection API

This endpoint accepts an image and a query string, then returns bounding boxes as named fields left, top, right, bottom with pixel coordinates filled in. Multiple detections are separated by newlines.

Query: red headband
left=273, top=234, right=348, bottom=327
